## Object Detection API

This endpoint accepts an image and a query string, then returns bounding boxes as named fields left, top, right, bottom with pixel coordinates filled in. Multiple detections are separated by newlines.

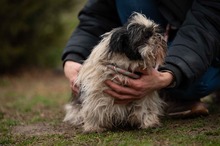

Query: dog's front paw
left=83, top=126, right=107, bottom=133
left=140, top=122, right=160, bottom=129
left=140, top=119, right=161, bottom=129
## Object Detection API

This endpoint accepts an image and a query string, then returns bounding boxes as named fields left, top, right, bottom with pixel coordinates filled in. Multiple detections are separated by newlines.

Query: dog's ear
left=109, top=27, right=143, bottom=60
left=109, top=27, right=128, bottom=54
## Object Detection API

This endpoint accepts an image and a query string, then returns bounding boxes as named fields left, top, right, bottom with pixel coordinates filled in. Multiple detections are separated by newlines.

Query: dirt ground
left=0, top=70, right=72, bottom=134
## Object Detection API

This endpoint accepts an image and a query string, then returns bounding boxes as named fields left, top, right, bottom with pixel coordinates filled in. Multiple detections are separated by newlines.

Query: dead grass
left=0, top=69, right=220, bottom=145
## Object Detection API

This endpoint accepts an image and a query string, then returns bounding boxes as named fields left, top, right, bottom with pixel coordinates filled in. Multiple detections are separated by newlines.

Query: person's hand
left=104, top=69, right=173, bottom=104
left=64, top=61, right=82, bottom=95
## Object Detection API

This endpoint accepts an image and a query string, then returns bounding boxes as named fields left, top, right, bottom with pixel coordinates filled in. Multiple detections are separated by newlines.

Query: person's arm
left=104, top=0, right=220, bottom=103
left=62, top=0, right=121, bottom=64
left=62, top=0, right=121, bottom=92
left=64, top=61, right=82, bottom=94
left=161, top=0, right=220, bottom=87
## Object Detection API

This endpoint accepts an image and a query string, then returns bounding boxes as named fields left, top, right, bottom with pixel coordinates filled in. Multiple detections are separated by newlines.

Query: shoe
left=165, top=100, right=209, bottom=119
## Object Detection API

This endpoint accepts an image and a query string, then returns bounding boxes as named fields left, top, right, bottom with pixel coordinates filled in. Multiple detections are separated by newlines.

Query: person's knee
left=166, top=83, right=213, bottom=101
left=193, top=82, right=213, bottom=98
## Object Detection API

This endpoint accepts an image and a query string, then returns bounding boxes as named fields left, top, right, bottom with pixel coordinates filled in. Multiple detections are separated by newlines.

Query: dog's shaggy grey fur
left=64, top=13, right=167, bottom=133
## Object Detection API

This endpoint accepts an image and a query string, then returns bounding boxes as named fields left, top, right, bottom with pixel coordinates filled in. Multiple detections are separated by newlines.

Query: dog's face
left=108, top=13, right=167, bottom=68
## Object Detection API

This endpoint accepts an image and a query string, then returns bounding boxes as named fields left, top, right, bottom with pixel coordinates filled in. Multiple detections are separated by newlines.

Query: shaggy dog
left=64, top=12, right=167, bottom=133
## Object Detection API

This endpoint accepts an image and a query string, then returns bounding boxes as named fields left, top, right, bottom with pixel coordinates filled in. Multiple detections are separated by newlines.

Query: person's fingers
left=105, top=80, right=141, bottom=97
left=107, top=64, right=141, bottom=79
left=108, top=75, right=143, bottom=91
left=70, top=81, right=79, bottom=95
left=134, top=68, right=150, bottom=75
left=103, top=89, right=140, bottom=100
left=63, top=61, right=82, bottom=95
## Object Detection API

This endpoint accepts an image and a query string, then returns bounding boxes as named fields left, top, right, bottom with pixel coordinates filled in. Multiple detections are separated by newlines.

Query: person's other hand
left=64, top=61, right=82, bottom=95
left=104, top=69, right=173, bottom=104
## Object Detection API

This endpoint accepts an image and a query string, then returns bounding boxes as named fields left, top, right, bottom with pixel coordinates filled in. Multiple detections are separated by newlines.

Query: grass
left=0, top=69, right=220, bottom=146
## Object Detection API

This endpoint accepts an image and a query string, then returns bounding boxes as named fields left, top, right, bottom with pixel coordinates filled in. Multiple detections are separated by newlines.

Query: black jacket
left=62, top=0, right=220, bottom=88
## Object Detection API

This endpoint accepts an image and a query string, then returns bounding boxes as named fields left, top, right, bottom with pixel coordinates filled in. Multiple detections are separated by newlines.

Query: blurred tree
left=0, top=0, right=82, bottom=73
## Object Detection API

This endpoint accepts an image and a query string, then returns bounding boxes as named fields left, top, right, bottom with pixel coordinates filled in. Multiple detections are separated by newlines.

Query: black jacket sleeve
left=161, top=0, right=220, bottom=87
left=62, top=0, right=121, bottom=64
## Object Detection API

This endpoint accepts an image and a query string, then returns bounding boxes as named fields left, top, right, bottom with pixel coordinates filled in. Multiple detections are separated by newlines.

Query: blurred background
left=0, top=0, right=86, bottom=74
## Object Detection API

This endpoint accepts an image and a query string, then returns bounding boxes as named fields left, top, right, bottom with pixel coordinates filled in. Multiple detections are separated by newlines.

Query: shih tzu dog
left=64, top=12, right=167, bottom=133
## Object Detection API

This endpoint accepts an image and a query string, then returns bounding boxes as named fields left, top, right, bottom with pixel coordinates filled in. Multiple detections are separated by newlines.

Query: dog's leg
left=128, top=99, right=162, bottom=129
left=83, top=121, right=107, bottom=133
left=128, top=108, right=160, bottom=129
left=63, top=103, right=83, bottom=126
left=82, top=111, right=108, bottom=133
left=139, top=113, right=160, bottom=129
